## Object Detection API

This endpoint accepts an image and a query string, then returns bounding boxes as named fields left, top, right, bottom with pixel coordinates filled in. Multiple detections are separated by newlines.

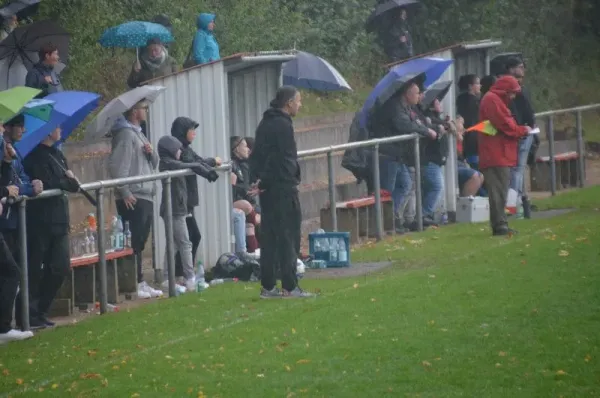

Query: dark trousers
left=259, top=188, right=301, bottom=292
left=175, top=215, right=201, bottom=277
left=0, top=232, right=19, bottom=333
left=482, top=167, right=511, bottom=232
left=18, top=227, right=70, bottom=321
left=116, top=198, right=153, bottom=282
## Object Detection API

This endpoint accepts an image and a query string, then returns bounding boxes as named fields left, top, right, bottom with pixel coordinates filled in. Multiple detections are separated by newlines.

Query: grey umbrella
left=366, top=0, right=420, bottom=32
left=421, top=80, right=452, bottom=111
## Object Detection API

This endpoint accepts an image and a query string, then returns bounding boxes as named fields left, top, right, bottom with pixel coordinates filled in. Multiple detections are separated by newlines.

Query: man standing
left=108, top=102, right=162, bottom=299
left=249, top=86, right=313, bottom=299
left=22, top=127, right=78, bottom=328
left=25, top=42, right=64, bottom=97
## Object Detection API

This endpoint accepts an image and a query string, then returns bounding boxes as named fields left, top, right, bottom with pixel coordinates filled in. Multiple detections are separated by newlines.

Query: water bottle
left=441, top=212, right=449, bottom=225
left=516, top=204, right=524, bottom=219
left=337, top=238, right=348, bottom=262
left=83, top=228, right=92, bottom=255
left=116, top=216, right=124, bottom=250
left=329, top=238, right=338, bottom=262
left=196, top=260, right=208, bottom=292
left=124, top=221, right=132, bottom=248
left=210, top=278, right=225, bottom=286
left=88, top=228, right=96, bottom=254
left=110, top=216, right=118, bottom=250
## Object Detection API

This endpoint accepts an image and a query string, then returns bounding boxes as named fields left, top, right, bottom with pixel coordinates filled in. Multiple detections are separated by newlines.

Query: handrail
left=535, top=103, right=600, bottom=118
left=297, top=133, right=419, bottom=158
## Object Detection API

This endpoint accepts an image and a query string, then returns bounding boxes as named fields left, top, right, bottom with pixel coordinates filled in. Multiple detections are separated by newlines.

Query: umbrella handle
left=136, top=47, right=139, bottom=61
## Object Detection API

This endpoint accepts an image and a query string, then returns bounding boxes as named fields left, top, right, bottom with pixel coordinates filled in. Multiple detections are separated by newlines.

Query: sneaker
left=282, top=287, right=316, bottom=298
left=0, top=329, right=34, bottom=344
left=260, top=287, right=282, bottom=299
left=185, top=278, right=196, bottom=292
left=38, top=315, right=55, bottom=327
left=161, top=280, right=187, bottom=294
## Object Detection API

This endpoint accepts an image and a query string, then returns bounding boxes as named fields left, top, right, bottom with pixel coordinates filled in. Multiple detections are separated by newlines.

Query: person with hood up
left=157, top=135, right=218, bottom=292
left=193, top=13, right=220, bottom=65
left=25, top=42, right=64, bottom=97
left=477, top=75, right=531, bottom=236
left=128, top=37, right=178, bottom=89
left=249, top=86, right=314, bottom=299
left=170, top=116, right=221, bottom=290
left=378, top=8, right=413, bottom=63
left=108, top=101, right=163, bottom=299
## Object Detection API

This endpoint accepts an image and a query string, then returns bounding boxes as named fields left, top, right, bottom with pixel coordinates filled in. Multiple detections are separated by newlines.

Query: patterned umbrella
left=99, top=21, right=174, bottom=49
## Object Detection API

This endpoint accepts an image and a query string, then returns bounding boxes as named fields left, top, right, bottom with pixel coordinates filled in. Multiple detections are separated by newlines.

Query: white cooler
left=456, top=196, right=490, bottom=223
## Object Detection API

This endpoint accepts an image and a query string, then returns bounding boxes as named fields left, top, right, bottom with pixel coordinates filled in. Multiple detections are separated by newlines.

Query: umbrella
left=15, top=91, right=100, bottom=157
left=0, top=0, right=40, bottom=21
left=366, top=0, right=420, bottom=32
left=0, top=85, right=40, bottom=123
left=84, top=85, right=165, bottom=143
left=420, top=80, right=452, bottom=110
left=282, top=51, right=351, bottom=92
left=0, top=20, right=70, bottom=72
left=99, top=21, right=173, bottom=58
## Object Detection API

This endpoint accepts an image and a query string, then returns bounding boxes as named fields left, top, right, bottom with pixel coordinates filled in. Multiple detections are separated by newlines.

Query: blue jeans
left=232, top=208, right=246, bottom=253
left=510, top=135, right=534, bottom=197
left=421, top=162, right=444, bottom=218
left=379, top=158, right=412, bottom=216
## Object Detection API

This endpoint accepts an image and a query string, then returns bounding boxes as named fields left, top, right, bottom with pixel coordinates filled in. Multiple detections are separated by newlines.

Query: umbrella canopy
left=0, top=20, right=70, bottom=71
left=84, top=85, right=165, bottom=142
left=99, top=21, right=174, bottom=49
left=282, top=51, right=351, bottom=92
left=0, top=0, right=40, bottom=21
left=0, top=51, right=66, bottom=90
left=0, top=85, right=40, bottom=123
left=421, top=80, right=452, bottom=110
left=366, top=0, right=420, bottom=32
left=15, top=91, right=100, bottom=157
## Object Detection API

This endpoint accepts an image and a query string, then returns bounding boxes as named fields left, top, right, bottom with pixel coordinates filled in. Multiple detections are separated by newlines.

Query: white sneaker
left=162, top=280, right=188, bottom=295
left=0, top=329, right=34, bottom=344
left=185, top=278, right=196, bottom=292
left=138, top=281, right=162, bottom=298
left=249, top=249, right=261, bottom=259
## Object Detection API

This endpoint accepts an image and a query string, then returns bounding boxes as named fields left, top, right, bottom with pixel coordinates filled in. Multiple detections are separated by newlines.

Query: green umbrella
left=0, top=86, right=42, bottom=124
left=21, top=98, right=54, bottom=121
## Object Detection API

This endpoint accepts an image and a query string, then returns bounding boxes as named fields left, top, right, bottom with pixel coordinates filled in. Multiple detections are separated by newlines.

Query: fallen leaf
left=101, top=378, right=109, bottom=387
left=428, top=274, right=436, bottom=278
left=16, top=378, right=23, bottom=385
left=284, top=365, right=291, bottom=372
left=187, top=388, right=194, bottom=393
left=576, top=236, right=588, bottom=242
left=131, top=393, right=140, bottom=397
left=52, top=383, right=59, bottom=389
left=353, top=283, right=359, bottom=288
left=483, top=333, right=490, bottom=337
left=499, top=351, right=507, bottom=357
left=428, top=320, right=435, bottom=326
left=87, top=349, right=97, bottom=356
left=291, top=328, right=296, bottom=334
left=27, top=359, right=33, bottom=365
left=556, top=370, right=567, bottom=376
left=2, top=369, right=9, bottom=376
left=112, top=365, right=119, bottom=370
left=370, top=298, right=376, bottom=302
left=422, top=360, right=432, bottom=367
left=80, top=373, right=101, bottom=379
left=296, top=359, right=311, bottom=364
left=495, top=363, right=502, bottom=368
left=558, top=250, right=569, bottom=257
left=165, top=355, right=173, bottom=360
left=440, top=328, right=448, bottom=332
left=256, top=373, right=265, bottom=378
left=585, top=354, right=592, bottom=362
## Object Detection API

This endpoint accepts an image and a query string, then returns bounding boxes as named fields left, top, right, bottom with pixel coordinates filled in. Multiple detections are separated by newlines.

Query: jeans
left=116, top=198, right=153, bottom=282
left=163, top=216, right=194, bottom=281
left=510, top=135, right=534, bottom=198
left=401, top=166, right=416, bottom=224
left=421, top=162, right=444, bottom=218
left=232, top=208, right=246, bottom=253
left=379, top=158, right=412, bottom=216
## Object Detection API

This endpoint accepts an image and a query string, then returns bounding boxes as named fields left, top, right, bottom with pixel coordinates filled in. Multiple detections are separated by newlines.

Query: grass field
left=1, top=187, right=599, bottom=397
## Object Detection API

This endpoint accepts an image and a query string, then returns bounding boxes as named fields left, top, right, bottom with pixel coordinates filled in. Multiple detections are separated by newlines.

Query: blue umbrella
left=15, top=91, right=100, bottom=157
left=359, top=57, right=453, bottom=128
left=283, top=51, right=352, bottom=92
left=99, top=21, right=174, bottom=49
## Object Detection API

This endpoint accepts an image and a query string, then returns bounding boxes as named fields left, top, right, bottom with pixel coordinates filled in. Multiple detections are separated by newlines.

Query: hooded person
left=193, top=13, right=220, bottom=65
left=127, top=37, right=178, bottom=88
left=477, top=75, right=531, bottom=236
left=170, top=116, right=221, bottom=286
left=157, top=135, right=218, bottom=292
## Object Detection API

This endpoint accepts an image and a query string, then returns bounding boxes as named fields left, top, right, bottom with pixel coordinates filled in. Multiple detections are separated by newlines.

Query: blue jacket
left=193, top=13, right=220, bottom=65
left=0, top=149, right=34, bottom=231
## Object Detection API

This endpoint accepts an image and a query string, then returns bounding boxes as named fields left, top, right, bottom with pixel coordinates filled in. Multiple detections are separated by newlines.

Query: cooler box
left=456, top=196, right=490, bottom=223
left=308, top=232, right=350, bottom=268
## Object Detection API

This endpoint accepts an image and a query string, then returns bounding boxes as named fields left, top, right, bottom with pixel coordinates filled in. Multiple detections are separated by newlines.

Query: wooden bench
left=50, top=248, right=136, bottom=316
left=530, top=151, right=582, bottom=192
left=320, top=192, right=394, bottom=243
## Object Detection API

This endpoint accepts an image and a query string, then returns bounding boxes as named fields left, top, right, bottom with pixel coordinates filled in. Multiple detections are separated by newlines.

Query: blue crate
left=308, top=232, right=351, bottom=268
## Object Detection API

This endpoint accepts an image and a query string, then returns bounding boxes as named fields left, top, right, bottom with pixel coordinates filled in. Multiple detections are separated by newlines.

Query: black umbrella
left=0, top=0, right=40, bottom=22
left=490, top=52, right=524, bottom=76
left=0, top=20, right=70, bottom=71
left=421, top=80, right=452, bottom=110
left=366, top=0, right=420, bottom=32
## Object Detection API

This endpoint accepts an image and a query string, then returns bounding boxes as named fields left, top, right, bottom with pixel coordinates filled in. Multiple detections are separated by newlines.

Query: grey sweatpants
left=164, top=216, right=194, bottom=280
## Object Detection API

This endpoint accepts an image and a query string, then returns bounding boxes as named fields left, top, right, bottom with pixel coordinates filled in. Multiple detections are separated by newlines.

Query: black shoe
left=38, top=315, right=55, bottom=327
left=422, top=216, right=438, bottom=227
left=493, top=228, right=518, bottom=236
left=18, top=317, right=48, bottom=331
left=394, top=218, right=406, bottom=234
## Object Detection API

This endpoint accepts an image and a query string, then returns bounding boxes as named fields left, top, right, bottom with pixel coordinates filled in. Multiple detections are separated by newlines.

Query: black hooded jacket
left=456, top=92, right=480, bottom=158
left=171, top=117, right=218, bottom=213
left=249, top=108, right=300, bottom=191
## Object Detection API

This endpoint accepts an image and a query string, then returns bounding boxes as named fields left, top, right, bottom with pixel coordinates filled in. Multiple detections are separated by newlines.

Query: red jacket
left=477, top=76, right=529, bottom=169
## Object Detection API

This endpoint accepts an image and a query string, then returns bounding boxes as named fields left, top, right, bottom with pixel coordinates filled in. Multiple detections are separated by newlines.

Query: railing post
left=95, top=187, right=108, bottom=314
left=547, top=115, right=557, bottom=196
left=372, top=145, right=383, bottom=241
left=164, top=176, right=177, bottom=298
left=575, top=110, right=585, bottom=188
left=326, top=151, right=337, bottom=231
left=413, top=136, right=423, bottom=232
left=18, top=199, right=30, bottom=331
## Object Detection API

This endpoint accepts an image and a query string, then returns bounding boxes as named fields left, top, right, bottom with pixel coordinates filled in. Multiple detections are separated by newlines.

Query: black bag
left=183, top=41, right=196, bottom=69
left=213, top=252, right=260, bottom=281
left=341, top=112, right=375, bottom=192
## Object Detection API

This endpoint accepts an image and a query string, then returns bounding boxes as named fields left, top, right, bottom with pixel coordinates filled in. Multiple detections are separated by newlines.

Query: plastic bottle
left=337, top=238, right=348, bottom=262
left=84, top=228, right=92, bottom=255
left=329, top=238, right=338, bottom=262
left=110, top=216, right=118, bottom=250
left=516, top=204, right=524, bottom=219
left=441, top=212, right=449, bottom=225
left=210, top=278, right=225, bottom=286
left=116, top=216, right=124, bottom=250
left=196, top=261, right=209, bottom=292
left=88, top=228, right=96, bottom=254
left=124, top=221, right=132, bottom=248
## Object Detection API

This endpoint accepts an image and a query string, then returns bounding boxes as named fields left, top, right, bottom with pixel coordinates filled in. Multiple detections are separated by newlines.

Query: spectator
left=477, top=76, right=531, bottom=236
left=0, top=14, right=17, bottom=41
left=127, top=37, right=178, bottom=89
left=25, top=42, right=63, bottom=97
left=378, top=8, right=413, bottom=63
left=169, top=116, right=221, bottom=290
left=249, top=86, right=314, bottom=298
left=157, top=135, right=218, bottom=292
left=480, top=75, right=496, bottom=97
left=193, top=13, right=220, bottom=65
left=21, top=127, right=79, bottom=329
left=369, top=80, right=437, bottom=233
left=455, top=116, right=484, bottom=196
left=230, top=136, right=260, bottom=253
left=107, top=102, right=162, bottom=299
left=456, top=74, right=481, bottom=167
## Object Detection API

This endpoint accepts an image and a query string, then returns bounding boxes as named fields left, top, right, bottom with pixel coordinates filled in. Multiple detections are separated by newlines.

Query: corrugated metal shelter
left=387, top=39, right=501, bottom=220
left=145, top=51, right=295, bottom=270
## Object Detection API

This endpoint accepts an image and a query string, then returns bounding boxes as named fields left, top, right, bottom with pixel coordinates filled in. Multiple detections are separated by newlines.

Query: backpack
left=341, top=112, right=374, bottom=189
left=213, top=252, right=260, bottom=281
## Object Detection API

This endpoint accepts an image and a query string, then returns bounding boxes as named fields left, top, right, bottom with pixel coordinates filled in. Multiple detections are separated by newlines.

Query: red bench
left=531, top=150, right=582, bottom=192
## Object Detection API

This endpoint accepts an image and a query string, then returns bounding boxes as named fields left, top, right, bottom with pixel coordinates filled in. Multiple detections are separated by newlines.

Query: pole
left=327, top=151, right=337, bottom=231
left=575, top=110, right=585, bottom=188
left=18, top=200, right=30, bottom=331
left=547, top=115, right=557, bottom=196
left=163, top=177, right=177, bottom=297
left=372, top=145, right=383, bottom=241
left=414, top=137, right=423, bottom=232
left=96, top=187, right=108, bottom=314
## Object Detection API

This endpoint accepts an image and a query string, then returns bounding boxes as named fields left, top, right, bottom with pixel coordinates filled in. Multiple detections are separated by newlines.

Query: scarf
left=140, top=46, right=168, bottom=72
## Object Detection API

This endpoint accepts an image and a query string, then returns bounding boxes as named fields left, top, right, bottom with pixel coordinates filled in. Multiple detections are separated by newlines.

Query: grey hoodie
left=108, top=116, right=159, bottom=202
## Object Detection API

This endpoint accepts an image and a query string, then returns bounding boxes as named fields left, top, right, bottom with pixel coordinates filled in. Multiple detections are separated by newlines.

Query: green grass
left=1, top=190, right=600, bottom=397
left=534, top=185, right=600, bottom=211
